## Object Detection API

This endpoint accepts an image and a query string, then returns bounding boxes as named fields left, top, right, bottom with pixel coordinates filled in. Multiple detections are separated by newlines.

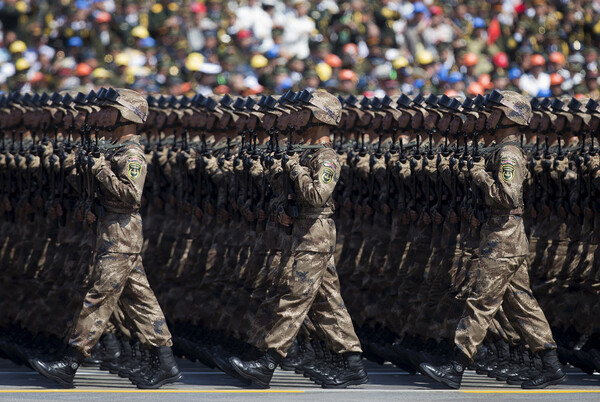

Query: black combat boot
left=280, top=338, right=300, bottom=371
left=83, top=343, right=103, bottom=366
left=211, top=344, right=250, bottom=383
left=490, top=345, right=520, bottom=381
left=136, top=346, right=183, bottom=389
left=521, top=349, right=566, bottom=389
left=507, top=349, right=541, bottom=385
left=296, top=339, right=321, bottom=376
left=308, top=348, right=341, bottom=385
left=97, top=333, right=121, bottom=362
left=229, top=349, right=282, bottom=388
left=118, top=341, right=141, bottom=378
left=100, top=336, right=128, bottom=373
left=321, top=352, right=369, bottom=388
left=280, top=337, right=315, bottom=372
left=29, top=347, right=85, bottom=387
left=477, top=340, right=507, bottom=374
left=419, top=350, right=470, bottom=389
left=128, top=346, right=152, bottom=382
left=589, top=349, right=600, bottom=373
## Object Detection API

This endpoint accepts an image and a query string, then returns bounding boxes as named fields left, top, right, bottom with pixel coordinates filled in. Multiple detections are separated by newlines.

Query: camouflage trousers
left=455, top=255, right=556, bottom=360
left=259, top=250, right=362, bottom=356
left=68, top=252, right=172, bottom=356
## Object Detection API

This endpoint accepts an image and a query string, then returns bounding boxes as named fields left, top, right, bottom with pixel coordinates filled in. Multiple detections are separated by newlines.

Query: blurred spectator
left=0, top=0, right=599, bottom=98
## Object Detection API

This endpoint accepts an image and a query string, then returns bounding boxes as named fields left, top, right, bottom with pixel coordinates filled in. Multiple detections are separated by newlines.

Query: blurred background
left=0, top=0, right=599, bottom=98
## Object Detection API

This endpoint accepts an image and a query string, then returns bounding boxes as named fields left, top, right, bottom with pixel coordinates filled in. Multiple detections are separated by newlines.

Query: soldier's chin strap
left=106, top=121, right=134, bottom=132
left=494, top=122, right=520, bottom=130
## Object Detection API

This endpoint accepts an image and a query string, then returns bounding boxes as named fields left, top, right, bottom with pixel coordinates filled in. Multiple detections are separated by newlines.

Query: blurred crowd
left=2, top=0, right=600, bottom=98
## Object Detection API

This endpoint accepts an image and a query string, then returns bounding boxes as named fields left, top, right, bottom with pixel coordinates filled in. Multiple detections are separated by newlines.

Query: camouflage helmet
left=303, top=90, right=342, bottom=126
left=488, top=90, right=531, bottom=126
left=107, top=88, right=148, bottom=124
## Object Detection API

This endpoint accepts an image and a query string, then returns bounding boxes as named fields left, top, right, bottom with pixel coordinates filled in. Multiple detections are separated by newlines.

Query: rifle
left=281, top=128, right=299, bottom=234
left=468, top=130, right=485, bottom=223
left=368, top=151, right=376, bottom=224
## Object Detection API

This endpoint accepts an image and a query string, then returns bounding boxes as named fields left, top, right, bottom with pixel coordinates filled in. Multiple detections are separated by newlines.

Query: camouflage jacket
left=472, top=134, right=529, bottom=258
left=94, top=136, right=146, bottom=254
left=289, top=143, right=340, bottom=253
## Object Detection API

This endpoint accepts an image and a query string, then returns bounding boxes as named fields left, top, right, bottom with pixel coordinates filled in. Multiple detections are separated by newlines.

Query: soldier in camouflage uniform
left=229, top=90, right=367, bottom=389
left=29, top=89, right=181, bottom=390
left=420, top=91, right=565, bottom=390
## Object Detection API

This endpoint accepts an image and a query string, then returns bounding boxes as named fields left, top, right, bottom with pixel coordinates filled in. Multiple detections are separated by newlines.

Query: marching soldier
left=229, top=90, right=368, bottom=389
left=420, top=91, right=566, bottom=390
left=28, top=89, right=181, bottom=389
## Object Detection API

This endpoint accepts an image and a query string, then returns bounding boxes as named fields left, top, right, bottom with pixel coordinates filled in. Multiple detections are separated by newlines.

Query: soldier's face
left=87, top=110, right=99, bottom=127
left=10, top=109, right=22, bottom=126
left=181, top=113, right=191, bottom=127
left=207, top=114, right=217, bottom=129
left=296, top=109, right=312, bottom=128
left=540, top=115, right=550, bottom=131
left=345, top=111, right=357, bottom=129
left=52, top=110, right=65, bottom=125
left=437, top=114, right=452, bottom=131
left=167, top=112, right=178, bottom=126
left=475, top=114, right=486, bottom=131
left=104, top=108, right=120, bottom=127
left=449, top=116, right=462, bottom=134
left=398, top=112, right=410, bottom=129
left=424, top=114, right=438, bottom=131
left=40, top=110, right=52, bottom=128
left=461, top=115, right=474, bottom=133
left=155, top=112, right=167, bottom=128
left=486, top=109, right=503, bottom=131
left=23, top=111, right=36, bottom=127
left=411, top=112, right=422, bottom=129
left=530, top=113, right=540, bottom=130
left=555, top=115, right=566, bottom=132
left=75, top=110, right=88, bottom=130
left=247, top=115, right=259, bottom=130
left=371, top=114, right=382, bottom=129
left=590, top=116, right=600, bottom=132
left=276, top=113, right=289, bottom=130
left=261, top=113, right=275, bottom=129
left=146, top=110, right=156, bottom=125
left=571, top=115, right=583, bottom=133
left=359, top=112, right=372, bottom=127
left=63, top=112, right=73, bottom=128
left=197, top=113, right=206, bottom=128
left=217, top=113, right=231, bottom=130
left=382, top=113, right=393, bottom=130
left=235, top=115, right=247, bottom=132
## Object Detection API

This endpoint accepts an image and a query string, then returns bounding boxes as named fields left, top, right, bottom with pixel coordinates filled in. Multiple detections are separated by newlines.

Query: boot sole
left=419, top=364, right=460, bottom=389
left=229, top=362, right=270, bottom=388
left=506, top=378, right=526, bottom=385
left=321, top=375, right=369, bottom=389
left=521, top=374, right=567, bottom=389
left=136, top=373, right=183, bottom=389
left=29, top=360, right=75, bottom=388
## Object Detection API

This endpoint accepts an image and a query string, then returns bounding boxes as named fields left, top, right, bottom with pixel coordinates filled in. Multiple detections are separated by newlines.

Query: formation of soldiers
left=0, top=87, right=599, bottom=389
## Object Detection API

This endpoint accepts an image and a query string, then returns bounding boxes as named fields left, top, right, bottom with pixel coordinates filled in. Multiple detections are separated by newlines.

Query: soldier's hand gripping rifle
left=468, top=129, right=485, bottom=223
left=281, top=127, right=299, bottom=234
left=384, top=128, right=398, bottom=223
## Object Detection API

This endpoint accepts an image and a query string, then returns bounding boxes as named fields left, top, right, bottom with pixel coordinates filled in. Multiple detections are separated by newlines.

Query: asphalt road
left=1, top=358, right=599, bottom=401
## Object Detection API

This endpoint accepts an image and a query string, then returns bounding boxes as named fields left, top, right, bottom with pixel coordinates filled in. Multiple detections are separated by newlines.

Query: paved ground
left=1, top=358, right=599, bottom=401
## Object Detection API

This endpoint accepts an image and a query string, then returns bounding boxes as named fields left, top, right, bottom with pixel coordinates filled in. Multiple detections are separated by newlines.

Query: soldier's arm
left=471, top=148, right=524, bottom=209
left=95, top=150, right=146, bottom=205
left=290, top=153, right=340, bottom=208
